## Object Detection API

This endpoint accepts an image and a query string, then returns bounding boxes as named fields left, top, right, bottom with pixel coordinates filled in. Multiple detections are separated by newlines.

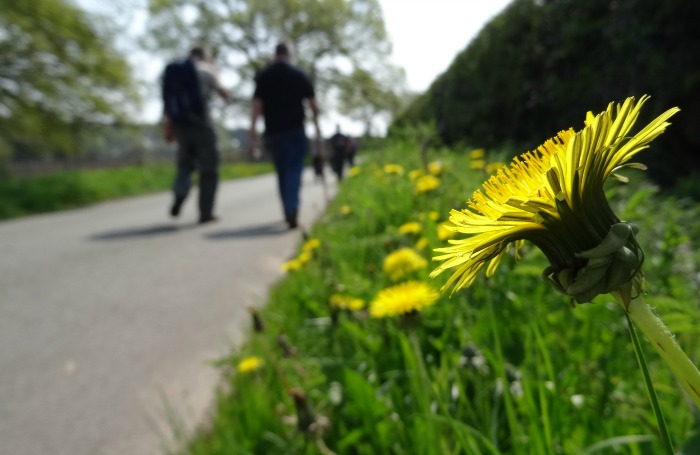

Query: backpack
left=162, top=58, right=204, bottom=122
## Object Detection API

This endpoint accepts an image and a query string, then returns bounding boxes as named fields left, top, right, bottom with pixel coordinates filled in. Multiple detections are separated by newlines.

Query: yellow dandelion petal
left=432, top=95, right=679, bottom=303
left=281, top=259, right=302, bottom=272
left=237, top=356, right=263, bottom=373
left=416, top=237, right=429, bottom=250
left=399, top=221, right=422, bottom=235
left=349, top=166, right=361, bottom=177
left=369, top=281, right=440, bottom=318
left=415, top=175, right=441, bottom=193
left=384, top=248, right=428, bottom=281
left=437, top=222, right=457, bottom=241
left=485, top=161, right=507, bottom=174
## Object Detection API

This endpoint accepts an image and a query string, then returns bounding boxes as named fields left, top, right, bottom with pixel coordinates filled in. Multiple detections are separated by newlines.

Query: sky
left=77, top=0, right=513, bottom=135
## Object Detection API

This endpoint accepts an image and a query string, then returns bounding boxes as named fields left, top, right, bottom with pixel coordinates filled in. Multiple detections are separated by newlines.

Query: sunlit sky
left=78, top=0, right=513, bottom=134
left=379, top=0, right=511, bottom=93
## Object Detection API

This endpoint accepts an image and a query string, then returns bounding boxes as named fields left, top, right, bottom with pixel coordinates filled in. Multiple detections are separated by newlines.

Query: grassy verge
left=0, top=161, right=273, bottom=220
left=181, top=141, right=700, bottom=454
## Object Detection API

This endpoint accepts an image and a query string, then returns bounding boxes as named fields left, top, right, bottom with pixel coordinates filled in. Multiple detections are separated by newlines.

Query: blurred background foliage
left=391, top=0, right=700, bottom=192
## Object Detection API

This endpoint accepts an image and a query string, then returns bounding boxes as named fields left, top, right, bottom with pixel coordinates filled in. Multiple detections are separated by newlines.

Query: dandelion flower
left=469, top=148, right=485, bottom=159
left=281, top=259, right=302, bottom=272
left=340, top=205, right=351, bottom=215
left=237, top=356, right=263, bottom=373
left=302, top=238, right=321, bottom=253
left=428, top=161, right=444, bottom=176
left=415, top=175, right=441, bottom=193
left=330, top=294, right=365, bottom=311
left=383, top=164, right=404, bottom=175
left=437, top=222, right=456, bottom=241
left=432, top=96, right=700, bottom=409
left=369, top=281, right=439, bottom=318
left=485, top=161, right=507, bottom=174
left=416, top=237, right=429, bottom=250
left=349, top=166, right=361, bottom=177
left=384, top=248, right=428, bottom=281
left=432, top=95, right=678, bottom=303
left=470, top=159, right=486, bottom=170
left=398, top=221, right=422, bottom=235
left=408, top=169, right=425, bottom=180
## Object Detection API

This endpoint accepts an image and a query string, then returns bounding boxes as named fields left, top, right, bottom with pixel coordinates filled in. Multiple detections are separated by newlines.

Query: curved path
left=0, top=169, right=335, bottom=455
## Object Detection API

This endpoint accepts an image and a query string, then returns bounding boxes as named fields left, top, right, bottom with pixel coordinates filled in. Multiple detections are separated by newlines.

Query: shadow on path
left=205, top=221, right=290, bottom=240
left=89, top=223, right=198, bottom=241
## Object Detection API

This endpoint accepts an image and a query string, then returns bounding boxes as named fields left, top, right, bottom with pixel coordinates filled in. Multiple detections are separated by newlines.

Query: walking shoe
left=170, top=196, right=185, bottom=217
left=285, top=211, right=298, bottom=229
left=199, top=215, right=219, bottom=224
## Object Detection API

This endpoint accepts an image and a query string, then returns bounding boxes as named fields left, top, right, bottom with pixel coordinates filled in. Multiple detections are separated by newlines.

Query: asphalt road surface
left=0, top=169, right=335, bottom=455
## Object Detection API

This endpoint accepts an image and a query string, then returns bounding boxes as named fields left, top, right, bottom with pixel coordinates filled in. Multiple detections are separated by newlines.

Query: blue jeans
left=265, top=127, right=308, bottom=217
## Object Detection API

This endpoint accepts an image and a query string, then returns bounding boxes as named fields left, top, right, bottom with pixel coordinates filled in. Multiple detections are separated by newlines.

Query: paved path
left=0, top=170, right=335, bottom=455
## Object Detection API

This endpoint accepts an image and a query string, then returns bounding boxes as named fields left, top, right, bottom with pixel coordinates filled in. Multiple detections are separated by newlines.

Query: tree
left=0, top=0, right=139, bottom=158
left=144, top=0, right=406, bottom=133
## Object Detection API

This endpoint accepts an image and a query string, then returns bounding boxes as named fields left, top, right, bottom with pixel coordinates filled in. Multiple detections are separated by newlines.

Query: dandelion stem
left=625, top=311, right=674, bottom=454
left=617, top=292, right=700, bottom=410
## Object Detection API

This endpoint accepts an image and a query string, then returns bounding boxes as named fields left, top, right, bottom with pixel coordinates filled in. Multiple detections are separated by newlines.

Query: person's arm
left=248, top=97, right=263, bottom=159
left=308, top=97, right=323, bottom=155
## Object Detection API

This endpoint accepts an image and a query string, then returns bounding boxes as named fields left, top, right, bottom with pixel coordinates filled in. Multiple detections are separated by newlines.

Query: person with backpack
left=248, top=42, right=322, bottom=229
left=162, top=46, right=230, bottom=224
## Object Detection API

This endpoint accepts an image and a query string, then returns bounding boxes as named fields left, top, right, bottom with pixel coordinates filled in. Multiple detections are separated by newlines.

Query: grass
left=179, top=140, right=700, bottom=454
left=0, top=161, right=274, bottom=220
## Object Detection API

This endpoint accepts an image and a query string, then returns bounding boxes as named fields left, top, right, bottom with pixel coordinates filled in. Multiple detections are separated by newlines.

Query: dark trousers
left=265, top=127, right=307, bottom=218
left=173, top=122, right=219, bottom=218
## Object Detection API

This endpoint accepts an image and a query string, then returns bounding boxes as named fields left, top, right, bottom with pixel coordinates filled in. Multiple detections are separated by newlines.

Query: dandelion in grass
left=414, top=175, right=441, bottom=193
left=432, top=95, right=700, bottom=423
left=383, top=164, right=404, bottom=175
left=398, top=221, right=422, bottom=235
left=301, top=238, right=321, bottom=253
left=470, top=159, right=486, bottom=170
left=330, top=294, right=365, bottom=311
left=469, top=148, right=485, bottom=159
left=281, top=258, right=302, bottom=272
left=437, top=221, right=456, bottom=241
left=340, top=205, right=351, bottom=215
left=369, top=281, right=439, bottom=318
left=237, top=356, right=263, bottom=374
left=428, top=161, right=444, bottom=176
left=408, top=169, right=424, bottom=180
left=485, top=161, right=507, bottom=174
left=349, top=166, right=361, bottom=177
left=384, top=247, right=428, bottom=281
left=416, top=237, right=429, bottom=251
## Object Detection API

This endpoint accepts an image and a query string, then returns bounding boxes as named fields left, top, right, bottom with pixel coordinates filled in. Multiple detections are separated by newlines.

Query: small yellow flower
left=398, top=221, right=422, bottom=235
left=485, top=161, right=507, bottom=174
left=428, top=161, right=444, bottom=176
left=437, top=222, right=456, bottom=241
left=470, top=159, right=486, bottom=170
left=408, top=169, right=425, bottom=180
left=349, top=166, right=361, bottom=177
left=432, top=95, right=679, bottom=302
left=384, top=248, right=428, bottom=281
left=302, top=238, right=321, bottom=253
left=281, top=259, right=302, bottom=272
left=414, top=175, right=441, bottom=193
left=416, top=237, right=429, bottom=250
left=340, top=205, right=351, bottom=215
left=369, top=281, right=439, bottom=318
left=383, top=164, right=404, bottom=175
left=469, top=148, right=485, bottom=159
left=330, top=294, right=365, bottom=311
left=428, top=211, right=440, bottom=221
left=237, top=356, right=263, bottom=373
